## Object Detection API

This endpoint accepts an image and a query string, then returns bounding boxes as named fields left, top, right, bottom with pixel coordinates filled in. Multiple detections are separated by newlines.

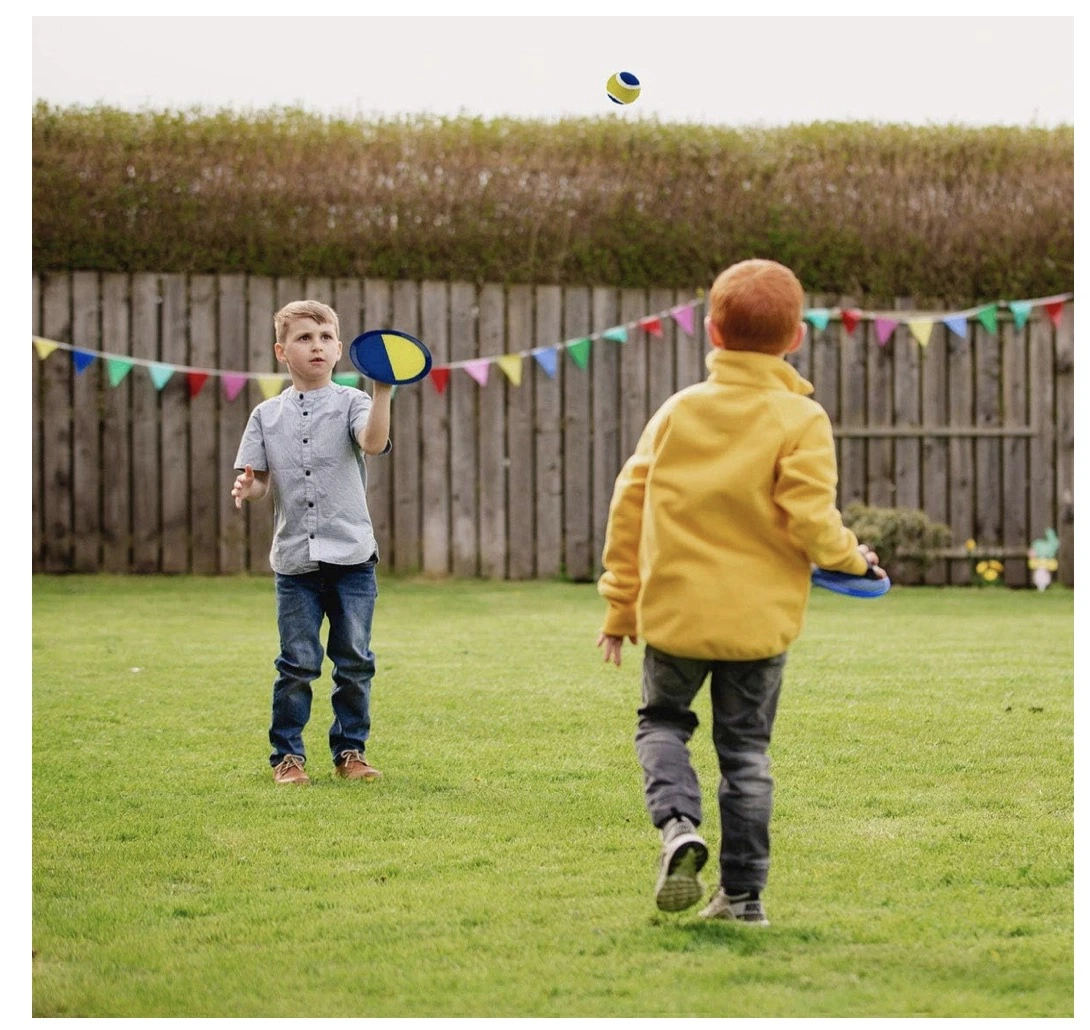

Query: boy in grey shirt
left=233, top=300, right=392, bottom=785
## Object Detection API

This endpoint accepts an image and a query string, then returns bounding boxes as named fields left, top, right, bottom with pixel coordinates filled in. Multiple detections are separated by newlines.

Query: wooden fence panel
left=246, top=276, right=276, bottom=574
left=362, top=280, right=393, bottom=564
left=71, top=271, right=101, bottom=573
left=333, top=278, right=362, bottom=378
left=160, top=274, right=190, bottom=573
left=506, top=284, right=535, bottom=580
left=32, top=276, right=42, bottom=571
left=29, top=276, right=1075, bottom=584
left=449, top=282, right=478, bottom=577
left=421, top=281, right=450, bottom=576
left=1001, top=320, right=1029, bottom=588
left=534, top=285, right=563, bottom=579
left=590, top=287, right=619, bottom=581
left=218, top=274, right=248, bottom=573
left=41, top=274, right=72, bottom=573
left=100, top=274, right=131, bottom=573
left=947, top=320, right=975, bottom=585
left=921, top=314, right=950, bottom=585
left=189, top=275, right=218, bottom=574
left=477, top=284, right=506, bottom=579
left=1028, top=315, right=1056, bottom=584
left=1055, top=310, right=1074, bottom=586
left=563, top=286, right=593, bottom=581
left=974, top=322, right=1003, bottom=557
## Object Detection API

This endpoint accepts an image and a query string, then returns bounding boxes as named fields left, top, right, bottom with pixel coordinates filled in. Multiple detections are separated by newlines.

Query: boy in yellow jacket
left=597, top=259, right=885, bottom=924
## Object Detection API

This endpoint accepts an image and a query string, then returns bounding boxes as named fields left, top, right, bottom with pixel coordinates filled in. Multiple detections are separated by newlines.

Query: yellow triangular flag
left=258, top=376, right=285, bottom=399
left=497, top=354, right=523, bottom=387
left=33, top=337, right=59, bottom=360
left=908, top=320, right=933, bottom=348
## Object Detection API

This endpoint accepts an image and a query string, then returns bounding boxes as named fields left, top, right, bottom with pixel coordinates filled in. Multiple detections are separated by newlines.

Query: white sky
left=32, top=14, right=1074, bottom=127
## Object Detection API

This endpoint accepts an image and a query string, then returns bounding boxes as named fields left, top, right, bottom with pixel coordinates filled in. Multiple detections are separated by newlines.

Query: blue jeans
left=636, top=644, right=786, bottom=893
left=269, top=558, right=378, bottom=767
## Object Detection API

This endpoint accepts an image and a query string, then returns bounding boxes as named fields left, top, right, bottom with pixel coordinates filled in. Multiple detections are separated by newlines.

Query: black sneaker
left=654, top=818, right=709, bottom=912
left=699, top=887, right=770, bottom=925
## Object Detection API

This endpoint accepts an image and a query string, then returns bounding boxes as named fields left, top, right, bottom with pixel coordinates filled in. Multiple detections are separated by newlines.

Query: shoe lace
left=278, top=755, right=305, bottom=772
left=339, top=750, right=366, bottom=767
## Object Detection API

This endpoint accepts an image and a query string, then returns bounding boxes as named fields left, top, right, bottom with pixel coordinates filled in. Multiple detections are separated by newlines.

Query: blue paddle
left=348, top=329, right=432, bottom=385
left=811, top=567, right=891, bottom=599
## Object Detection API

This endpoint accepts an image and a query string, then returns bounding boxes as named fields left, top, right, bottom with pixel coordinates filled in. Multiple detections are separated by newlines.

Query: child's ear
left=786, top=323, right=806, bottom=353
left=705, top=317, right=726, bottom=350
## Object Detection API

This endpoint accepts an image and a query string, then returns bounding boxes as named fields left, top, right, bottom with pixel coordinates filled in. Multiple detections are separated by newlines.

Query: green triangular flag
left=602, top=326, right=628, bottom=344
left=566, top=338, right=591, bottom=369
left=333, top=372, right=361, bottom=387
left=1009, top=300, right=1033, bottom=330
left=976, top=304, right=998, bottom=334
left=804, top=309, right=831, bottom=331
left=148, top=364, right=175, bottom=390
left=106, top=358, right=134, bottom=386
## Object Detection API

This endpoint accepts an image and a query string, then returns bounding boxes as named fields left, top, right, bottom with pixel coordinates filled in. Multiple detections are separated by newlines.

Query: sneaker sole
left=655, top=838, right=709, bottom=912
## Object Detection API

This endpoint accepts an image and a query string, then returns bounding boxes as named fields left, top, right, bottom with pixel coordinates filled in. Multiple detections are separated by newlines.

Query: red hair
left=708, top=259, right=804, bottom=354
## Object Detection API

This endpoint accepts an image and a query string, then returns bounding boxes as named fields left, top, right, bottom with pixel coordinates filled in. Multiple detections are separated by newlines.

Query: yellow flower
left=976, top=561, right=989, bottom=575
left=982, top=568, right=999, bottom=582
left=965, top=539, right=977, bottom=551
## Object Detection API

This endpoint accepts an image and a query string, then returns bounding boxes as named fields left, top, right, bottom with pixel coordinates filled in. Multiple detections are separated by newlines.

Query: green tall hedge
left=32, top=104, right=1073, bottom=298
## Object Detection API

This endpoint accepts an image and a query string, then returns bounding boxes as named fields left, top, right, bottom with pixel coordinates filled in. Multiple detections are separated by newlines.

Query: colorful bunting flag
left=907, top=320, right=933, bottom=348
left=1044, top=301, right=1065, bottom=328
left=602, top=326, right=628, bottom=344
left=533, top=347, right=558, bottom=378
left=148, top=364, right=175, bottom=391
left=33, top=337, right=59, bottom=360
left=187, top=372, right=209, bottom=398
left=639, top=317, right=663, bottom=337
left=875, top=318, right=899, bottom=346
left=106, top=358, right=134, bottom=386
left=670, top=305, right=695, bottom=336
left=1009, top=300, right=1033, bottom=330
left=841, top=309, right=862, bottom=335
left=943, top=315, right=968, bottom=339
left=429, top=368, right=450, bottom=394
left=258, top=376, right=284, bottom=399
left=464, top=360, right=490, bottom=387
left=497, top=354, right=523, bottom=386
left=805, top=309, right=831, bottom=331
left=332, top=372, right=361, bottom=387
left=222, top=374, right=247, bottom=401
left=566, top=338, right=591, bottom=369
left=71, top=350, right=96, bottom=374
left=976, top=305, right=998, bottom=334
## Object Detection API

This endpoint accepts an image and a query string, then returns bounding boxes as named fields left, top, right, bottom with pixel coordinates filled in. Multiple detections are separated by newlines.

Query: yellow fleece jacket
left=598, top=348, right=869, bottom=660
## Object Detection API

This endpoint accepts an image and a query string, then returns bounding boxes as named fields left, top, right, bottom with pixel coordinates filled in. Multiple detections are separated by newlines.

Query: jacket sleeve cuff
left=601, top=605, right=638, bottom=638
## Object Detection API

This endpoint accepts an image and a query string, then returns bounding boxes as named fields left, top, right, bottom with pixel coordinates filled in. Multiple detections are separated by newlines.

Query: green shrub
left=32, top=104, right=1073, bottom=296
left=843, top=503, right=952, bottom=571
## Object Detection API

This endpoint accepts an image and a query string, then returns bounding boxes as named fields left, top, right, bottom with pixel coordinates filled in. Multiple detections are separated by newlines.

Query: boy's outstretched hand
left=232, top=464, right=262, bottom=509
left=596, top=631, right=638, bottom=668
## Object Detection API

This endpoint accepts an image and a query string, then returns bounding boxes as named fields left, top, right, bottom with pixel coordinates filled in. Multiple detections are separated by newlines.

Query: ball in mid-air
left=606, top=71, right=641, bottom=105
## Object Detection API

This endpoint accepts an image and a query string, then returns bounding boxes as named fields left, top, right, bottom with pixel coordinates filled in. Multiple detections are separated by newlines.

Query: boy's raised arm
left=357, top=382, right=394, bottom=456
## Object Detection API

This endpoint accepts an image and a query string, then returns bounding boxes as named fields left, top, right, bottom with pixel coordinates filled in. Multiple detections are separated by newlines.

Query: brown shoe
left=273, top=754, right=310, bottom=785
left=334, top=750, right=382, bottom=781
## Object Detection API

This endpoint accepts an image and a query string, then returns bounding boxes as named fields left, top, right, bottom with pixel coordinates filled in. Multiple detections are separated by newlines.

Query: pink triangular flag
left=670, top=305, right=695, bottom=336
left=639, top=316, right=663, bottom=337
left=1044, top=301, right=1065, bottom=328
left=222, top=374, right=248, bottom=401
left=874, top=318, right=899, bottom=346
left=464, top=360, right=490, bottom=387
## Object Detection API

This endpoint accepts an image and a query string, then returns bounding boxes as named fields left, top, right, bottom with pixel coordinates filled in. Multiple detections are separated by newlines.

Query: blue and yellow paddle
left=348, top=330, right=432, bottom=385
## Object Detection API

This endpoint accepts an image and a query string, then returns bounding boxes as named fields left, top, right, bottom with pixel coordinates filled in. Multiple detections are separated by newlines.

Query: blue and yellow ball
left=606, top=71, right=641, bottom=105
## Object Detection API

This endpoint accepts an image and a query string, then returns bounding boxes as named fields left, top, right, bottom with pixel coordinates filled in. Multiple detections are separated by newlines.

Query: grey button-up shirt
left=234, top=383, right=390, bottom=575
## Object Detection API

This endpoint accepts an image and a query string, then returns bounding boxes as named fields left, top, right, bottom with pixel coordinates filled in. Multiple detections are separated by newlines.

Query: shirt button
left=309, top=534, right=315, bottom=539
left=308, top=502, right=314, bottom=508
left=305, top=470, right=311, bottom=476
left=303, top=411, right=308, bottom=416
left=299, top=393, right=303, bottom=400
left=303, top=438, right=308, bottom=443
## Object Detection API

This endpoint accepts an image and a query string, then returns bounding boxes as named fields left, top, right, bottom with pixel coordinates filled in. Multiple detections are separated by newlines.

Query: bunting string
left=31, top=291, right=1074, bottom=398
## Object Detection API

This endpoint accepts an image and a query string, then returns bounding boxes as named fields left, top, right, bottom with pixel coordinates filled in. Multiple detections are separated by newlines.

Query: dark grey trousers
left=636, top=644, right=786, bottom=892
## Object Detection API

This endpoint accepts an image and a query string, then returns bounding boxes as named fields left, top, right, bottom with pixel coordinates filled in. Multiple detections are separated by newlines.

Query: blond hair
left=273, top=300, right=340, bottom=345
left=707, top=259, right=804, bottom=354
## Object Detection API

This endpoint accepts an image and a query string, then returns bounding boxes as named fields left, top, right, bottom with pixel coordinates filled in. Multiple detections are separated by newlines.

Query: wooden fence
left=31, top=273, right=1075, bottom=586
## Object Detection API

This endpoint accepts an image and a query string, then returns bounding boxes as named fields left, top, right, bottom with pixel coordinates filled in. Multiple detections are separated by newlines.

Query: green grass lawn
left=32, top=576, right=1073, bottom=1017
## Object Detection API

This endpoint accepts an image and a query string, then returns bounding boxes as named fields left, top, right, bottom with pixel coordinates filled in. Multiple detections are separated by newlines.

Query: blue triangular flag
left=804, top=309, right=831, bottom=331
left=71, top=350, right=96, bottom=374
left=943, top=315, right=968, bottom=339
left=148, top=364, right=175, bottom=391
left=533, top=347, right=558, bottom=378
left=602, top=326, right=628, bottom=344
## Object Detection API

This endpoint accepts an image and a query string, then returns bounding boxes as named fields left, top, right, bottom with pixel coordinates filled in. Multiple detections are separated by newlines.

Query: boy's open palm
left=597, top=632, right=638, bottom=668
left=232, top=464, right=257, bottom=509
